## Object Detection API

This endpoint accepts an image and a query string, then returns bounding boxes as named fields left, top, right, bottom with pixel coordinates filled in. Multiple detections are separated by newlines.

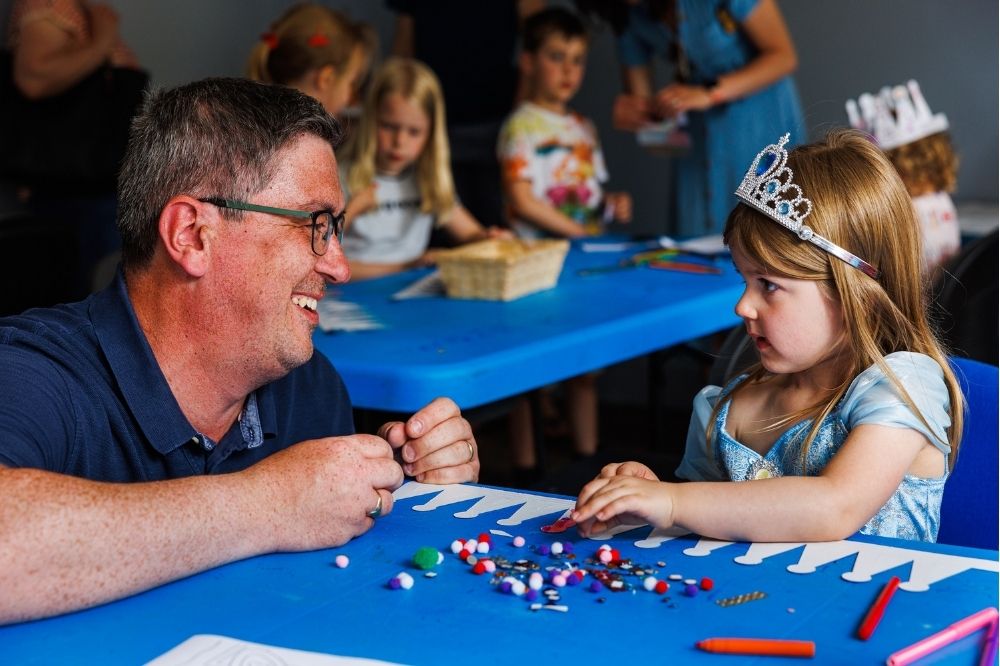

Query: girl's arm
left=343, top=184, right=378, bottom=231
left=440, top=205, right=513, bottom=244
left=346, top=259, right=414, bottom=281
left=505, top=181, right=589, bottom=238
left=653, top=0, right=798, bottom=115
left=575, top=424, right=931, bottom=542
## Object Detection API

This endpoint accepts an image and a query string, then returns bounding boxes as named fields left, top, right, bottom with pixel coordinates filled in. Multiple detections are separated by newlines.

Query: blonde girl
left=573, top=129, right=964, bottom=543
left=247, top=3, right=375, bottom=116
left=342, top=58, right=506, bottom=280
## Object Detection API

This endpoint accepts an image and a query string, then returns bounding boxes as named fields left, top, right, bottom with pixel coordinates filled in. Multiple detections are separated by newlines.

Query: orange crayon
left=696, top=637, right=816, bottom=658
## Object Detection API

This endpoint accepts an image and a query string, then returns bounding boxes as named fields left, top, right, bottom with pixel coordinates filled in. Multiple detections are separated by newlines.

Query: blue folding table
left=1, top=482, right=996, bottom=665
left=312, top=240, right=744, bottom=412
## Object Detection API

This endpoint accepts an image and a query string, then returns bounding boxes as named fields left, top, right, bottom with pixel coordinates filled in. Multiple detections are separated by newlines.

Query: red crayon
left=857, top=575, right=901, bottom=640
left=696, top=637, right=816, bottom=658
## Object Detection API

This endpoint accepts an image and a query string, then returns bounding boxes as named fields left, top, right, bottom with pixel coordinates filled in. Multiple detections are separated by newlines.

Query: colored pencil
left=978, top=616, right=998, bottom=666
left=887, top=607, right=999, bottom=666
left=696, top=638, right=815, bottom=658
left=857, top=575, right=901, bottom=640
left=648, top=259, right=722, bottom=275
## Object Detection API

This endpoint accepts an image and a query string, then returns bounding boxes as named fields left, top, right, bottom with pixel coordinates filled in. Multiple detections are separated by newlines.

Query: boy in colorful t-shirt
left=497, top=8, right=632, bottom=482
left=498, top=7, right=631, bottom=239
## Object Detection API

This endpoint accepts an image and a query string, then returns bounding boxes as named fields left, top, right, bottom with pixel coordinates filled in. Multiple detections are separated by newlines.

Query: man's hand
left=380, top=397, right=480, bottom=484
left=245, top=435, right=404, bottom=551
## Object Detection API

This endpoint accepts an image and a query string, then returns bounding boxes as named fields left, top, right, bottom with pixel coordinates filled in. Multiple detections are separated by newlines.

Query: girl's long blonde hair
left=246, top=3, right=375, bottom=87
left=718, top=129, right=964, bottom=465
left=347, top=58, right=457, bottom=217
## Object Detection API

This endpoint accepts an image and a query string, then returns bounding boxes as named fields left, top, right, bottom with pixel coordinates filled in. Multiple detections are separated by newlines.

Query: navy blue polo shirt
left=0, top=273, right=354, bottom=481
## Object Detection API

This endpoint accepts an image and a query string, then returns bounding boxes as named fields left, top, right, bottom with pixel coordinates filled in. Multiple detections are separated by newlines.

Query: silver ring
left=366, top=493, right=383, bottom=519
left=465, top=440, right=475, bottom=464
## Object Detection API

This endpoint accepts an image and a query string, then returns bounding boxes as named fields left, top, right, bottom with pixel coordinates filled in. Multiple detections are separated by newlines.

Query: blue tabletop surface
left=313, top=240, right=744, bottom=412
left=2, top=482, right=996, bottom=665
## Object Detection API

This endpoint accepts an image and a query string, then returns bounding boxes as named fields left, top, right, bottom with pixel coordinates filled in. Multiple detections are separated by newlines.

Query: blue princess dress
left=676, top=352, right=953, bottom=541
left=617, top=0, right=805, bottom=237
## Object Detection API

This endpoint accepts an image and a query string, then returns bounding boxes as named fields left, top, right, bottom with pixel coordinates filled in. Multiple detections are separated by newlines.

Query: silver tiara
left=734, top=133, right=880, bottom=280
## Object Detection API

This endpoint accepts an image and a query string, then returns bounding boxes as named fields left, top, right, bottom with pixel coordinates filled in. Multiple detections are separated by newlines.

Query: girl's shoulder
left=840, top=352, right=952, bottom=452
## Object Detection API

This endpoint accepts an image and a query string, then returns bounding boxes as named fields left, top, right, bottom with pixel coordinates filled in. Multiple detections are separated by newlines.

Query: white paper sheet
left=146, top=634, right=406, bottom=666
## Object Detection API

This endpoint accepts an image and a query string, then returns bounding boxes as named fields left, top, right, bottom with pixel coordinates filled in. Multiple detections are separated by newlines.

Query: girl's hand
left=612, top=94, right=653, bottom=131
left=483, top=226, right=514, bottom=240
left=572, top=474, right=675, bottom=537
left=605, top=192, right=632, bottom=223
left=654, top=83, right=713, bottom=117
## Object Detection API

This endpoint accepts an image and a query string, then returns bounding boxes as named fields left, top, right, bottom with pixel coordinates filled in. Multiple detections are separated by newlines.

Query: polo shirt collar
left=91, top=271, right=279, bottom=456
left=91, top=272, right=197, bottom=455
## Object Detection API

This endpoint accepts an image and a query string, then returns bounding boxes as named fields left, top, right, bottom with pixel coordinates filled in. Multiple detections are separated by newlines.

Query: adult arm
left=0, top=435, right=403, bottom=624
left=653, top=0, right=798, bottom=115
left=12, top=3, right=121, bottom=99
left=389, top=13, right=415, bottom=58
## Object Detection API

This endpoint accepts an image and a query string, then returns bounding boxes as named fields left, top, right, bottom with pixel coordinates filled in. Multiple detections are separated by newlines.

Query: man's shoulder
left=0, top=300, right=98, bottom=362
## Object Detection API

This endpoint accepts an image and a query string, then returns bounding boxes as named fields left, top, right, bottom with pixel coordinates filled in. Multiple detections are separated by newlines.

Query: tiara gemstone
left=734, top=133, right=880, bottom=280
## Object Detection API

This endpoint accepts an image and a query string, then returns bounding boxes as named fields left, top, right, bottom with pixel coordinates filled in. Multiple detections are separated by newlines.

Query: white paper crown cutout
left=845, top=80, right=949, bottom=151
left=735, top=133, right=880, bottom=280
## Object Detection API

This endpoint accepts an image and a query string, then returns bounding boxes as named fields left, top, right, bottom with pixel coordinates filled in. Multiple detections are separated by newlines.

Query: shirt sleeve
left=496, top=113, right=535, bottom=185
left=0, top=346, right=77, bottom=471
left=615, top=7, right=654, bottom=68
left=727, top=0, right=760, bottom=23
left=675, top=385, right=727, bottom=481
left=840, top=351, right=952, bottom=455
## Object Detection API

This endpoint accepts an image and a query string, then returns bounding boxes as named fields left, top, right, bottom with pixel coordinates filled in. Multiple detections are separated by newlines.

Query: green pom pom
left=413, top=546, right=441, bottom=570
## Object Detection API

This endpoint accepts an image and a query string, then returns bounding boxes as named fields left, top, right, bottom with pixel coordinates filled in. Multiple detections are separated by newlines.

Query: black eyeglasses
left=199, top=197, right=344, bottom=256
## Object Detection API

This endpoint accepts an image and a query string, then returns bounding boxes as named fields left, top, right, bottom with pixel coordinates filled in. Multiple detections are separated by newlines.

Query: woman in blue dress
left=576, top=0, right=805, bottom=237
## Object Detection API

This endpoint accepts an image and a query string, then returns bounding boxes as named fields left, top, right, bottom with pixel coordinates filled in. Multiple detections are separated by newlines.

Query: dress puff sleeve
left=675, top=384, right=728, bottom=481
left=839, top=351, right=952, bottom=456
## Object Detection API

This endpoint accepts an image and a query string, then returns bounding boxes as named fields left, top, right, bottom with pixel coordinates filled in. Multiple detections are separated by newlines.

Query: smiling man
left=0, top=78, right=480, bottom=624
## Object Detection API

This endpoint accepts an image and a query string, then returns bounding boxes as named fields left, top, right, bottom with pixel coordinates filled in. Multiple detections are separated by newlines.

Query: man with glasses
left=0, top=78, right=480, bottom=624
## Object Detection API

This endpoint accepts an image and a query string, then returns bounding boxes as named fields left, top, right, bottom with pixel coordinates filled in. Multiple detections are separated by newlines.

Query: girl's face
left=375, top=92, right=430, bottom=176
left=731, top=245, right=847, bottom=377
left=321, top=46, right=368, bottom=115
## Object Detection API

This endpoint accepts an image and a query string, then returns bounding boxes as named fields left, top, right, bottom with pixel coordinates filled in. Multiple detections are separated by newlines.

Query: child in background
left=497, top=7, right=632, bottom=484
left=341, top=58, right=507, bottom=280
left=846, top=80, right=960, bottom=272
left=498, top=7, right=632, bottom=239
left=247, top=3, right=375, bottom=117
left=573, top=130, right=964, bottom=543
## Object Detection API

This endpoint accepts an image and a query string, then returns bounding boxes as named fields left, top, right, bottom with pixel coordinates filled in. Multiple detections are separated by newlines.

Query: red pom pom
left=700, top=577, right=714, bottom=591
left=478, top=532, right=492, bottom=543
left=472, top=561, right=487, bottom=575
left=609, top=548, right=621, bottom=563
left=655, top=580, right=668, bottom=594
left=458, top=549, right=471, bottom=560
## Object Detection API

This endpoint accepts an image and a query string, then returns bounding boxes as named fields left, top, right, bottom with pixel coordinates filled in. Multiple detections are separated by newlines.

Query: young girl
left=341, top=58, right=507, bottom=280
left=572, top=129, right=964, bottom=543
left=247, top=3, right=375, bottom=117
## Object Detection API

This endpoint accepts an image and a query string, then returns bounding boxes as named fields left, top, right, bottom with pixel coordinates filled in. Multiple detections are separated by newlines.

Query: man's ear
left=158, top=196, right=214, bottom=277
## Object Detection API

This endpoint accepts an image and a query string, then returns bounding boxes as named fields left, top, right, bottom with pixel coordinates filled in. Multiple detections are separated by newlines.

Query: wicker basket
left=436, top=238, right=570, bottom=301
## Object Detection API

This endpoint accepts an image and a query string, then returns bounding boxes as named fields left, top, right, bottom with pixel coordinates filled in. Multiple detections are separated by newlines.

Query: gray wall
left=4, top=0, right=996, bottom=235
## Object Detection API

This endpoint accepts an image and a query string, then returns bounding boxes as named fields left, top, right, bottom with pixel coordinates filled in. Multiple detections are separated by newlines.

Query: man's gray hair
left=117, top=77, right=342, bottom=271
